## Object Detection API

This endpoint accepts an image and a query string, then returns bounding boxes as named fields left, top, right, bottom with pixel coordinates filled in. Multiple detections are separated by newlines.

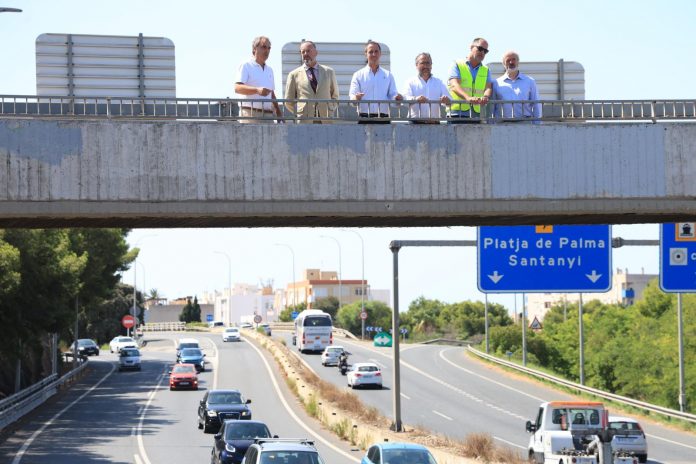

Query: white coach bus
left=293, top=309, right=333, bottom=353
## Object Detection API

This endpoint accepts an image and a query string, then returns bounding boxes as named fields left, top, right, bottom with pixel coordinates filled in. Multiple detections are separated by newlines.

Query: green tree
left=400, top=297, right=445, bottom=335
left=335, top=300, right=392, bottom=335
left=314, top=297, right=339, bottom=320
left=279, top=302, right=307, bottom=322
left=179, top=297, right=202, bottom=323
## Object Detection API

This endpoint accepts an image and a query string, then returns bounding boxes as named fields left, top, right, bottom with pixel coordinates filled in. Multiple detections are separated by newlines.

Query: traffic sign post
left=478, top=225, right=612, bottom=293
left=360, top=311, right=368, bottom=320
left=121, top=314, right=135, bottom=329
left=660, top=222, right=696, bottom=292
left=373, top=331, right=392, bottom=347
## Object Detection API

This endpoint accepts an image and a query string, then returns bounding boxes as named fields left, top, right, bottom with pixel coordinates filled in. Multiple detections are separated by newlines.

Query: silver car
left=118, top=347, right=141, bottom=371
left=609, top=416, right=647, bottom=463
left=320, top=346, right=345, bottom=366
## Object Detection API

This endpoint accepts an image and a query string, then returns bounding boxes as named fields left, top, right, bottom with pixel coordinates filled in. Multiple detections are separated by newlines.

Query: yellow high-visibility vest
left=449, top=61, right=488, bottom=113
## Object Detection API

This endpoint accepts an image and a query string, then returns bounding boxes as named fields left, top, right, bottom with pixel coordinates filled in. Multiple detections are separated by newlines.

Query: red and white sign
left=121, top=314, right=136, bottom=329
left=360, top=311, right=368, bottom=320
left=253, top=314, right=263, bottom=324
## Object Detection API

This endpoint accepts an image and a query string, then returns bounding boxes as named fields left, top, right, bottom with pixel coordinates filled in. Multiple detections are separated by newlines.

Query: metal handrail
left=0, top=95, right=694, bottom=123
left=0, top=361, right=88, bottom=431
left=467, top=346, right=696, bottom=424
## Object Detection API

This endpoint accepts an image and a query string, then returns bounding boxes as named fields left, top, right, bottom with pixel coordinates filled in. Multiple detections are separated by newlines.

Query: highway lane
left=281, top=332, right=696, bottom=464
left=0, top=332, right=360, bottom=464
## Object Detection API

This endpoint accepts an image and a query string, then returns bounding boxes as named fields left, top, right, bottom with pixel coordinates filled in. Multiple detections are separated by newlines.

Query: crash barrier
left=140, top=321, right=186, bottom=332
left=467, top=346, right=696, bottom=424
left=0, top=361, right=88, bottom=431
left=1, top=95, right=694, bottom=123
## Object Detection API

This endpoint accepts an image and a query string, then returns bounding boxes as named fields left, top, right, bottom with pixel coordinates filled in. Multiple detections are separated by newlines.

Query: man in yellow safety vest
left=447, top=38, right=494, bottom=122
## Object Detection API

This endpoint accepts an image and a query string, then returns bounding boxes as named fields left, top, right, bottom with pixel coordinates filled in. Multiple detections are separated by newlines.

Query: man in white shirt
left=349, top=40, right=402, bottom=123
left=403, top=52, right=450, bottom=122
left=234, top=36, right=282, bottom=123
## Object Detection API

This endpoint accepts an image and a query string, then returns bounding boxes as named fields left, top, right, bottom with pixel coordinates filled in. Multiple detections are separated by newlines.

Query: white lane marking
left=136, top=373, right=167, bottom=464
left=438, top=349, right=545, bottom=402
left=244, top=336, right=360, bottom=463
left=210, top=337, right=219, bottom=390
left=339, top=340, right=527, bottom=423
left=12, top=363, right=116, bottom=464
left=644, top=432, right=696, bottom=450
left=432, top=410, right=453, bottom=421
left=134, top=454, right=144, bottom=464
left=493, top=435, right=526, bottom=450
left=400, top=393, right=411, bottom=400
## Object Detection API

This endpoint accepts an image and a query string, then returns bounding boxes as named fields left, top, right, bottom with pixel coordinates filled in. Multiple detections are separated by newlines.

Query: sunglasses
left=474, top=45, right=489, bottom=54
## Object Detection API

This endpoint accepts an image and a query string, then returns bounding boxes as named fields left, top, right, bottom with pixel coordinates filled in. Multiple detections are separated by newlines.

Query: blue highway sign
left=478, top=225, right=612, bottom=293
left=660, top=222, right=696, bottom=292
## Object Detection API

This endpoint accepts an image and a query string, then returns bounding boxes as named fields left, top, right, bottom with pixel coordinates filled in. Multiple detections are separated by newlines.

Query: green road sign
left=373, top=332, right=392, bottom=347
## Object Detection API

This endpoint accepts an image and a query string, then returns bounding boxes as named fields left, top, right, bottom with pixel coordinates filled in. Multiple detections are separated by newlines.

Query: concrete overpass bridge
left=0, top=97, right=695, bottom=228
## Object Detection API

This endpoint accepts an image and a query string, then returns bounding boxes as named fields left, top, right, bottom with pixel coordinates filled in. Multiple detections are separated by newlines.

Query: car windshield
left=225, top=328, right=239, bottom=333
left=358, top=365, right=379, bottom=372
left=383, top=449, right=435, bottom=464
left=119, top=337, right=135, bottom=343
left=260, top=451, right=322, bottom=464
left=327, top=348, right=342, bottom=353
left=225, top=422, right=270, bottom=440
left=78, top=339, right=95, bottom=346
left=172, top=365, right=195, bottom=374
left=181, top=348, right=202, bottom=357
left=609, top=421, right=640, bottom=431
left=121, top=349, right=140, bottom=357
left=303, top=316, right=331, bottom=327
left=209, top=391, right=243, bottom=404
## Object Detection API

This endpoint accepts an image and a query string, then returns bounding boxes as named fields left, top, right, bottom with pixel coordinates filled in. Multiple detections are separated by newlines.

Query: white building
left=525, top=268, right=657, bottom=322
left=204, top=283, right=276, bottom=326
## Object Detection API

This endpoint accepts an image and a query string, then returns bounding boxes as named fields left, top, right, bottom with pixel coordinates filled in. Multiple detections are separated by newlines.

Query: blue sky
left=1, top=0, right=690, bottom=311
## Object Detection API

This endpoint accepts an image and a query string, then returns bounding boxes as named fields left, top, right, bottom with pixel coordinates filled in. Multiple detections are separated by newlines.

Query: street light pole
left=343, top=230, right=365, bottom=339
left=129, top=234, right=156, bottom=337
left=274, top=244, right=296, bottom=309
left=320, top=235, right=342, bottom=310
left=214, top=251, right=232, bottom=325
left=0, top=8, right=22, bottom=13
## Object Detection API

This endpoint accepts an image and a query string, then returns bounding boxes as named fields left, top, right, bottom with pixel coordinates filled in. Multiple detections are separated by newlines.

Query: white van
left=176, top=338, right=200, bottom=356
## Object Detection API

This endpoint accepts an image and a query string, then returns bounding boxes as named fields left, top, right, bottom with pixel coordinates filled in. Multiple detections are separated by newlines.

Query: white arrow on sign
left=586, top=270, right=602, bottom=283
left=374, top=335, right=390, bottom=345
left=487, top=271, right=504, bottom=284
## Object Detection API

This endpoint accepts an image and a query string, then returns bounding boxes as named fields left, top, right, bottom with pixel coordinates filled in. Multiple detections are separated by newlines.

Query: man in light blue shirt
left=492, top=50, right=542, bottom=122
left=349, top=40, right=402, bottom=123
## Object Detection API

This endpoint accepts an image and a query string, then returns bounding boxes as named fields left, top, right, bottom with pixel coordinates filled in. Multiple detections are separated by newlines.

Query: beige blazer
left=285, top=64, right=339, bottom=120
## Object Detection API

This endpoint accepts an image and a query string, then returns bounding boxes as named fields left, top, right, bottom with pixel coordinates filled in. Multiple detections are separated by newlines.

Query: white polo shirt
left=235, top=59, right=275, bottom=110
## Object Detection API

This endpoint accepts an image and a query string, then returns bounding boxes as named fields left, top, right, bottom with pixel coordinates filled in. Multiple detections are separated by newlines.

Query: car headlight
left=225, top=443, right=236, bottom=453
left=241, top=410, right=250, bottom=417
left=207, top=410, right=217, bottom=417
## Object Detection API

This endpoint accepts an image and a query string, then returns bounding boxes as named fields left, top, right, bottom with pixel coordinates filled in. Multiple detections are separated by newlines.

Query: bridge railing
left=1, top=95, right=694, bottom=123
left=140, top=321, right=186, bottom=332
left=0, top=361, right=88, bottom=431
left=467, top=346, right=696, bottom=424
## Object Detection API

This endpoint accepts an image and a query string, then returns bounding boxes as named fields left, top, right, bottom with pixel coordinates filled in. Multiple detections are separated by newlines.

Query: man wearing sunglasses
left=447, top=38, right=493, bottom=122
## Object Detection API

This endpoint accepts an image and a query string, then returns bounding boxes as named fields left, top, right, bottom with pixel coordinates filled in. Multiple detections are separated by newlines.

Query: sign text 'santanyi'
left=478, top=225, right=612, bottom=293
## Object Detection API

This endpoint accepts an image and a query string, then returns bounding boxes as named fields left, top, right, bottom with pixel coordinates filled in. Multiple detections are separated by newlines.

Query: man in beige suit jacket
left=285, top=40, right=339, bottom=123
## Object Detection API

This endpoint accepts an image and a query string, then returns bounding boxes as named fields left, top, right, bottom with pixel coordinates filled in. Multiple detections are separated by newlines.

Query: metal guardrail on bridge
left=140, top=322, right=186, bottom=331
left=1, top=95, right=695, bottom=123
left=0, top=360, right=88, bottom=431
left=467, top=346, right=696, bottom=424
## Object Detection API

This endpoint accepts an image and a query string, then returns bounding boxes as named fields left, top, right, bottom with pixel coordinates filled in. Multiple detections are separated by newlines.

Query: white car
left=109, top=336, right=137, bottom=353
left=347, top=362, right=383, bottom=389
left=609, top=416, right=648, bottom=463
left=222, top=327, right=241, bottom=342
left=321, top=345, right=345, bottom=366
left=118, top=347, right=141, bottom=371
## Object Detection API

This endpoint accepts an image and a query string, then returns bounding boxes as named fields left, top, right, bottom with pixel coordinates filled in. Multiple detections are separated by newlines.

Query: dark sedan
left=73, top=339, right=100, bottom=356
left=198, top=389, right=252, bottom=433
left=211, top=420, right=273, bottom=464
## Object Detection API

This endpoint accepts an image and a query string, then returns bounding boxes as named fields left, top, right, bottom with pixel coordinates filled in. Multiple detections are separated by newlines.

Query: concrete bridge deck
left=0, top=118, right=694, bottom=227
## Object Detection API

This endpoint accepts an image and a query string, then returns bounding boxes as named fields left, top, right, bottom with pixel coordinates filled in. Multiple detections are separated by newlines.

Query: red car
left=169, top=363, right=199, bottom=390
